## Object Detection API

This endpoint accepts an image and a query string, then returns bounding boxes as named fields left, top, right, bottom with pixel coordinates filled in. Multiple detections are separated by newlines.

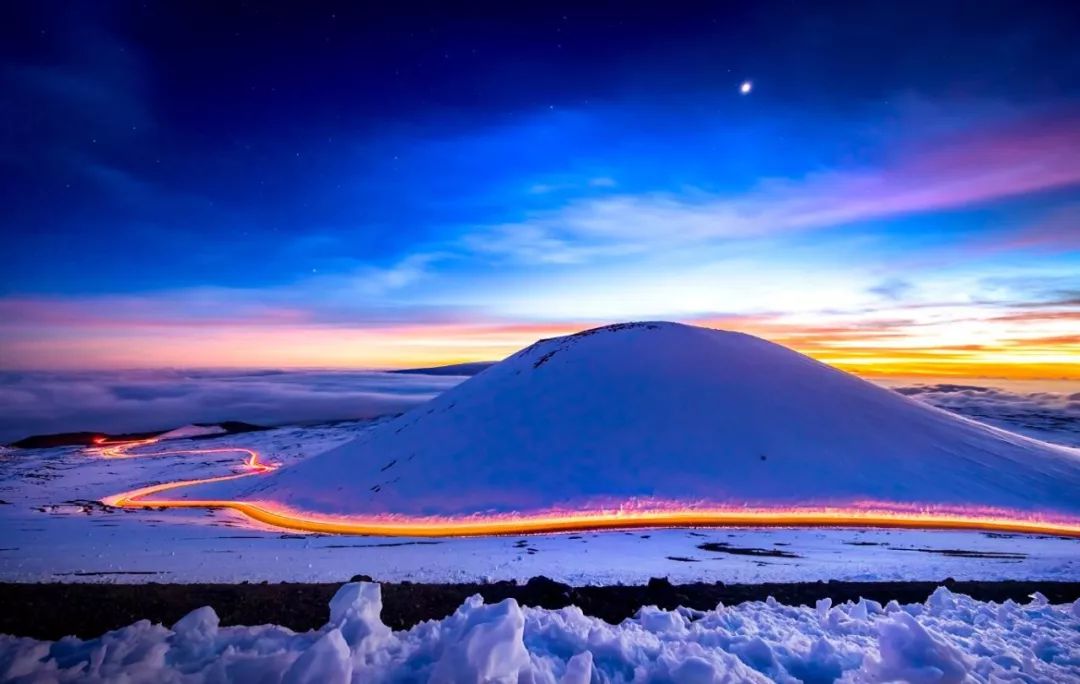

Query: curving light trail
left=92, top=436, right=268, bottom=470
left=94, top=439, right=1080, bottom=538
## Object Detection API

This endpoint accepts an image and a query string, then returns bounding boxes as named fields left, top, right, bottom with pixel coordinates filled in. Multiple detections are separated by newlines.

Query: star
left=740, top=80, right=752, bottom=94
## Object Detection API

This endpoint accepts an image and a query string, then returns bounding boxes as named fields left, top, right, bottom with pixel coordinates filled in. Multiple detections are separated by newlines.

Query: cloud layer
left=0, top=370, right=467, bottom=443
left=3, top=368, right=1076, bottom=448
left=896, top=382, right=1080, bottom=446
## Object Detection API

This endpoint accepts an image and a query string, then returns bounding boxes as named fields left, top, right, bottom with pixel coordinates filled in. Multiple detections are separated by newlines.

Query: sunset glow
left=4, top=308, right=1078, bottom=380
left=3, top=6, right=1077, bottom=381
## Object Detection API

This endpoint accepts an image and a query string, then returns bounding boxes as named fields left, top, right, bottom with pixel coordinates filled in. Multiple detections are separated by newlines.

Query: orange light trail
left=95, top=439, right=1080, bottom=539
left=92, top=436, right=268, bottom=470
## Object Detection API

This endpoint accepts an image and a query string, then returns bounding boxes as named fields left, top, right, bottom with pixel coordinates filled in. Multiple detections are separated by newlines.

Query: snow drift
left=2, top=582, right=1078, bottom=682
left=192, top=322, right=1080, bottom=518
left=156, top=424, right=228, bottom=441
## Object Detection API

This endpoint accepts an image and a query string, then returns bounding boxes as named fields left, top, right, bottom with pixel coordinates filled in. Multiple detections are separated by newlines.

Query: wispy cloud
left=973, top=202, right=1080, bottom=254
left=868, top=279, right=915, bottom=301
left=460, top=114, right=1080, bottom=261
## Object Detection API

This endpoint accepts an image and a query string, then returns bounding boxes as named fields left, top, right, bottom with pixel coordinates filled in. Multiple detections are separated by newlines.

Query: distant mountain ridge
left=10, top=421, right=267, bottom=449
left=390, top=362, right=496, bottom=376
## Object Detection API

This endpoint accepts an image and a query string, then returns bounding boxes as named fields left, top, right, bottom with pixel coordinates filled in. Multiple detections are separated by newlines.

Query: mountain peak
left=187, top=323, right=1079, bottom=522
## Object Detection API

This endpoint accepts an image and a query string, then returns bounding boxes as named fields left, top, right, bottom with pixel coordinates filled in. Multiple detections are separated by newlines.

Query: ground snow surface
left=2, top=582, right=1078, bottom=683
left=1, top=420, right=1078, bottom=584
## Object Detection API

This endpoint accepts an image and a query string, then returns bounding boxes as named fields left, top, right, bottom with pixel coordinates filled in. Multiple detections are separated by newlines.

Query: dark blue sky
left=1, top=1, right=1078, bottom=372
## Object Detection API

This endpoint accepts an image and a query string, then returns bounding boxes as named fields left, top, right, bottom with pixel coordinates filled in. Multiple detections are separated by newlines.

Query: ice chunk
left=815, top=597, right=832, bottom=619
left=431, top=598, right=530, bottom=683
left=170, top=605, right=219, bottom=661
left=731, top=636, right=781, bottom=677
left=866, top=612, right=968, bottom=683
left=0, top=638, right=54, bottom=681
left=786, top=638, right=843, bottom=684
left=636, top=605, right=687, bottom=633
left=670, top=655, right=724, bottom=683
left=327, top=581, right=391, bottom=650
left=282, top=628, right=351, bottom=684
left=926, top=586, right=958, bottom=616
left=560, top=651, right=593, bottom=684
left=849, top=599, right=868, bottom=622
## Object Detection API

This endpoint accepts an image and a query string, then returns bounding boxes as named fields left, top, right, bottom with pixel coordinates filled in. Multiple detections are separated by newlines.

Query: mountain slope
left=208, top=322, right=1080, bottom=518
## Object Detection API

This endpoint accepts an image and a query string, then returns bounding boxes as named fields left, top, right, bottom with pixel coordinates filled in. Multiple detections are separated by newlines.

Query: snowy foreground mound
left=3, top=583, right=1078, bottom=683
left=205, top=322, right=1080, bottom=517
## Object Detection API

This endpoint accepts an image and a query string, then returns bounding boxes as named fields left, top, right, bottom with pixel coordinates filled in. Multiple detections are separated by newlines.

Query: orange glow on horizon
left=96, top=439, right=1080, bottom=539
left=6, top=312, right=1076, bottom=381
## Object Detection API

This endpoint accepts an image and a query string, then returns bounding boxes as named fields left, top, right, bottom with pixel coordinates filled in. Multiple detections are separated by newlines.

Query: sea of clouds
left=2, top=582, right=1077, bottom=682
left=896, top=382, right=1080, bottom=447
left=2, top=369, right=1076, bottom=447
left=0, top=370, right=465, bottom=443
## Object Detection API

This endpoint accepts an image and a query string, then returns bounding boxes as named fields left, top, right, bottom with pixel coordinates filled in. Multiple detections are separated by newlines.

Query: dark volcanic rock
left=10, top=422, right=267, bottom=449
left=1, top=579, right=1078, bottom=640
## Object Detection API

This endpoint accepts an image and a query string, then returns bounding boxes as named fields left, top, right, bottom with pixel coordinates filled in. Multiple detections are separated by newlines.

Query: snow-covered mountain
left=209, top=322, right=1080, bottom=517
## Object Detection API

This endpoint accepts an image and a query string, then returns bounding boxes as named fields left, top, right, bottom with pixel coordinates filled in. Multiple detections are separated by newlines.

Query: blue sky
left=1, top=1, right=1077, bottom=374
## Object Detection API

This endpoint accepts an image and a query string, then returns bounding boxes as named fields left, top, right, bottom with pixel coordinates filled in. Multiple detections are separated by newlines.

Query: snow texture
left=2, top=582, right=1078, bottom=683
left=198, top=322, right=1080, bottom=517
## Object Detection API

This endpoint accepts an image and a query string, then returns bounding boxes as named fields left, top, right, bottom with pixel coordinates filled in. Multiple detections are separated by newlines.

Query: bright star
left=740, top=80, right=752, bottom=94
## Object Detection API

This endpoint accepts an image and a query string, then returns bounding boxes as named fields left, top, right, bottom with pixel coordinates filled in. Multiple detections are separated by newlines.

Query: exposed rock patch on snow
left=197, top=322, right=1080, bottom=518
left=2, top=582, right=1077, bottom=682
